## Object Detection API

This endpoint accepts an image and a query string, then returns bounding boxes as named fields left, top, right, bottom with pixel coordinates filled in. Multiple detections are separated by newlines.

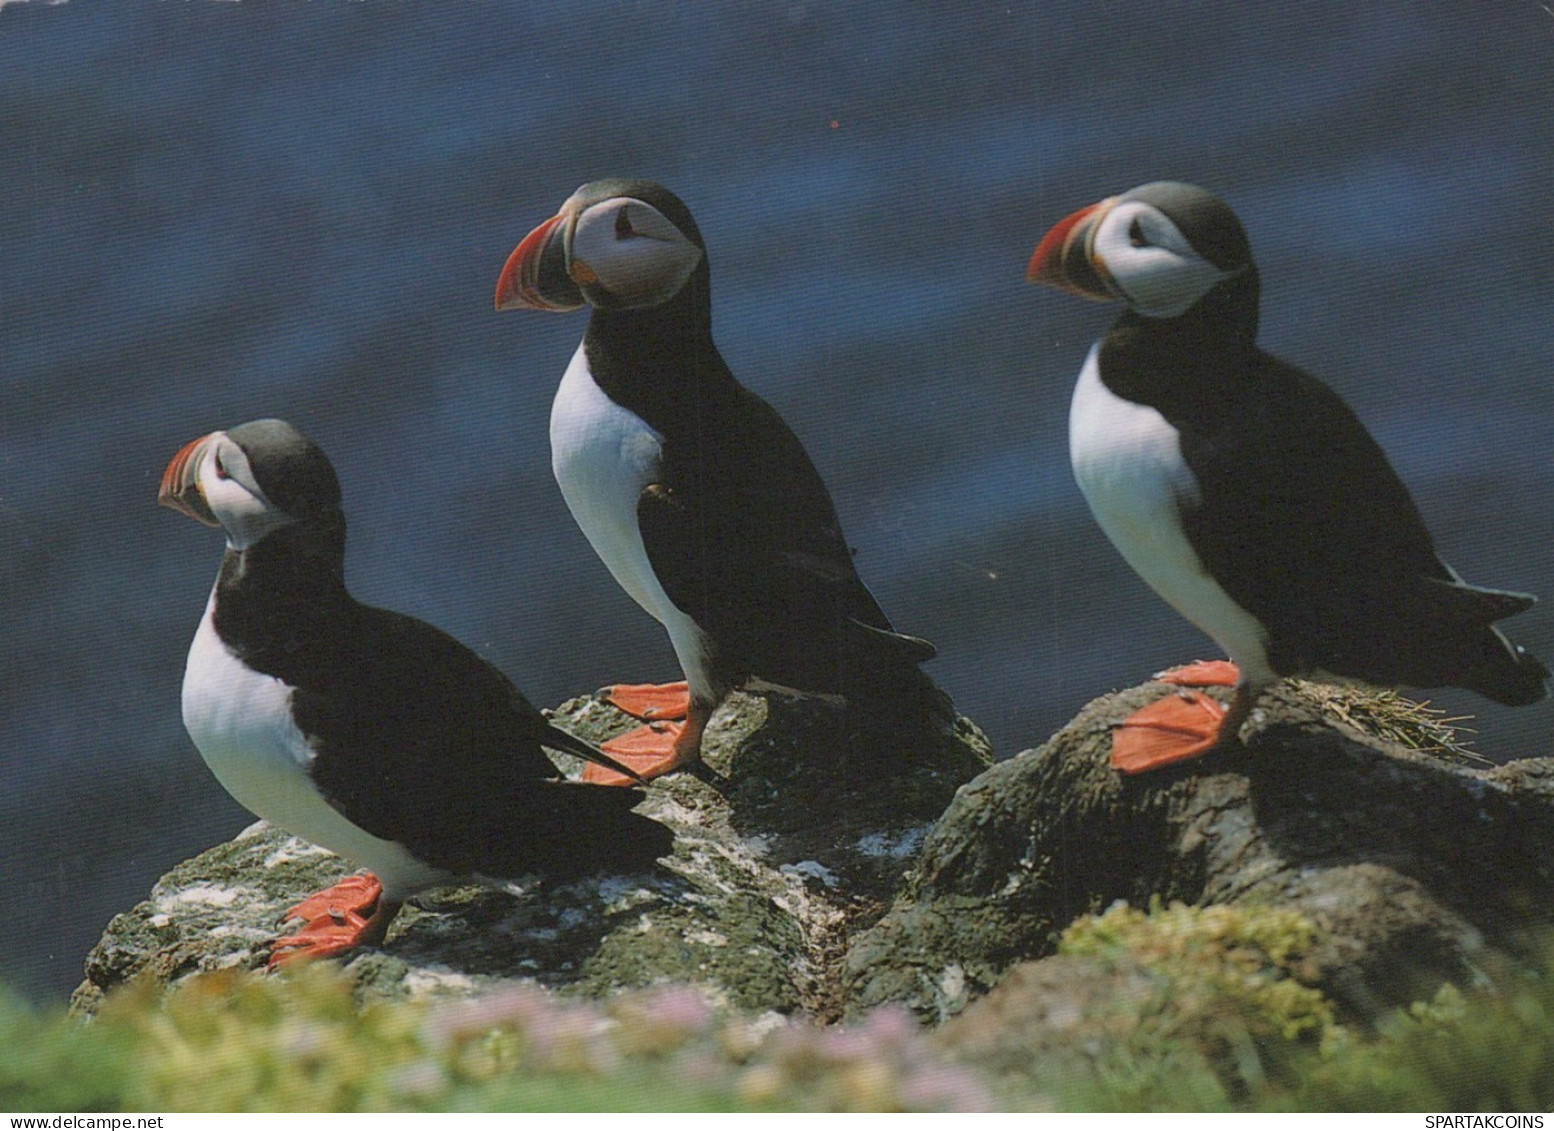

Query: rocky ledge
left=76, top=677, right=1554, bottom=1054
left=72, top=688, right=991, bottom=1017
left=845, top=678, right=1554, bottom=1031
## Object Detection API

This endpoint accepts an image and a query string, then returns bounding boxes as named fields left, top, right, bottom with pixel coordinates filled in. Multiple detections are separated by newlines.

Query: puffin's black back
left=1175, top=350, right=1546, bottom=705
left=637, top=376, right=938, bottom=698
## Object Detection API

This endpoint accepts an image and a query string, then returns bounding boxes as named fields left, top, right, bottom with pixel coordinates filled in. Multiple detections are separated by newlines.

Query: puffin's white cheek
left=1123, top=256, right=1233, bottom=319
left=221, top=496, right=295, bottom=550
left=602, top=242, right=703, bottom=309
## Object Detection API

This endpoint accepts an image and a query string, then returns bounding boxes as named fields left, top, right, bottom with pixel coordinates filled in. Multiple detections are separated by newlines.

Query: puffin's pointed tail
left=507, top=781, right=674, bottom=880
left=1413, top=580, right=1549, bottom=707
left=1492, top=644, right=1552, bottom=707
left=841, top=619, right=960, bottom=736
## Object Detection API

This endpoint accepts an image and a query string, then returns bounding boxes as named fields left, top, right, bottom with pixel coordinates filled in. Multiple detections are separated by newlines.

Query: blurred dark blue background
left=3, top=2, right=1551, bottom=1003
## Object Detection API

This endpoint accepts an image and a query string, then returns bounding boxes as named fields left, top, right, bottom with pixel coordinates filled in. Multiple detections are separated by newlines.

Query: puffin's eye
left=214, top=453, right=230, bottom=480
left=1128, top=217, right=1147, bottom=247
left=614, top=205, right=634, bottom=240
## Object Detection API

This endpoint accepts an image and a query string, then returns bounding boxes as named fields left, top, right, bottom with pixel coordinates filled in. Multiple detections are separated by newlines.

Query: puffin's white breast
left=1068, top=344, right=1276, bottom=686
left=548, top=342, right=715, bottom=694
left=181, top=592, right=448, bottom=897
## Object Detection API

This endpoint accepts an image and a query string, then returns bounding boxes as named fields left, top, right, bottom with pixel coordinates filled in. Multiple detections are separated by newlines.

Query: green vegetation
left=1, top=967, right=983, bottom=1112
left=1005, top=901, right=1554, bottom=1112
left=8, top=909, right=1553, bottom=1112
left=1278, top=982, right=1554, bottom=1112
left=1060, top=900, right=1336, bottom=1043
left=1026, top=900, right=1339, bottom=1109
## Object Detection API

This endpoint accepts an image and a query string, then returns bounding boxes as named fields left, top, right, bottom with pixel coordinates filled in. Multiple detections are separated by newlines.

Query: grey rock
left=72, top=689, right=991, bottom=1017
left=80, top=672, right=1553, bottom=1043
left=842, top=679, right=1554, bottom=1025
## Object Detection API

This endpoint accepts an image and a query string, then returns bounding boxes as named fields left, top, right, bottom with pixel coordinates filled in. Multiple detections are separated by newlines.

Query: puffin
left=1026, top=180, right=1548, bottom=774
left=494, top=178, right=951, bottom=783
left=159, top=418, right=672, bottom=965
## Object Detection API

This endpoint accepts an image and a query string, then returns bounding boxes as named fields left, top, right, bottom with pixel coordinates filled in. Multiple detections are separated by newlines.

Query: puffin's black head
left=158, top=418, right=341, bottom=550
left=1027, top=181, right=1253, bottom=319
left=494, top=178, right=707, bottom=314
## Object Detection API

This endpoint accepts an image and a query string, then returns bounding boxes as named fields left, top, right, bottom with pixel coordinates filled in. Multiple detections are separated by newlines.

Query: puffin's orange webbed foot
left=279, top=873, right=382, bottom=926
left=267, top=874, right=394, bottom=970
left=584, top=695, right=709, bottom=786
left=603, top=680, right=690, bottom=721
left=1111, top=690, right=1230, bottom=774
left=583, top=721, right=692, bottom=786
left=1154, top=659, right=1240, bottom=687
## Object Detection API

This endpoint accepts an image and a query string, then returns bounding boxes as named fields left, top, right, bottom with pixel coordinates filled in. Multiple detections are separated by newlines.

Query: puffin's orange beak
left=1026, top=197, right=1119, bottom=301
left=158, top=434, right=219, bottom=527
left=495, top=209, right=585, bottom=312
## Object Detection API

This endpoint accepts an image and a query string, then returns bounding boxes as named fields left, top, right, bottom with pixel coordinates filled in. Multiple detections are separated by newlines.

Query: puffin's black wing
left=639, top=377, right=936, bottom=697
left=292, top=605, right=664, bottom=876
left=1178, top=351, right=1545, bottom=703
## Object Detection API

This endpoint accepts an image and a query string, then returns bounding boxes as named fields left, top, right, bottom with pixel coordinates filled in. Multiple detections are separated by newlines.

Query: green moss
left=1048, top=904, right=1554, bottom=1112
left=1272, top=975, right=1554, bottom=1111
left=1060, top=900, right=1335, bottom=1043
left=1044, top=900, right=1338, bottom=1105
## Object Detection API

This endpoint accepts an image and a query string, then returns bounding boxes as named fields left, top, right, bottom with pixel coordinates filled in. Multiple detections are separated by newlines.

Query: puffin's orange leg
left=1155, top=659, right=1240, bottom=687
left=584, top=699, right=710, bottom=786
left=603, top=680, right=690, bottom=721
left=267, top=873, right=400, bottom=970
